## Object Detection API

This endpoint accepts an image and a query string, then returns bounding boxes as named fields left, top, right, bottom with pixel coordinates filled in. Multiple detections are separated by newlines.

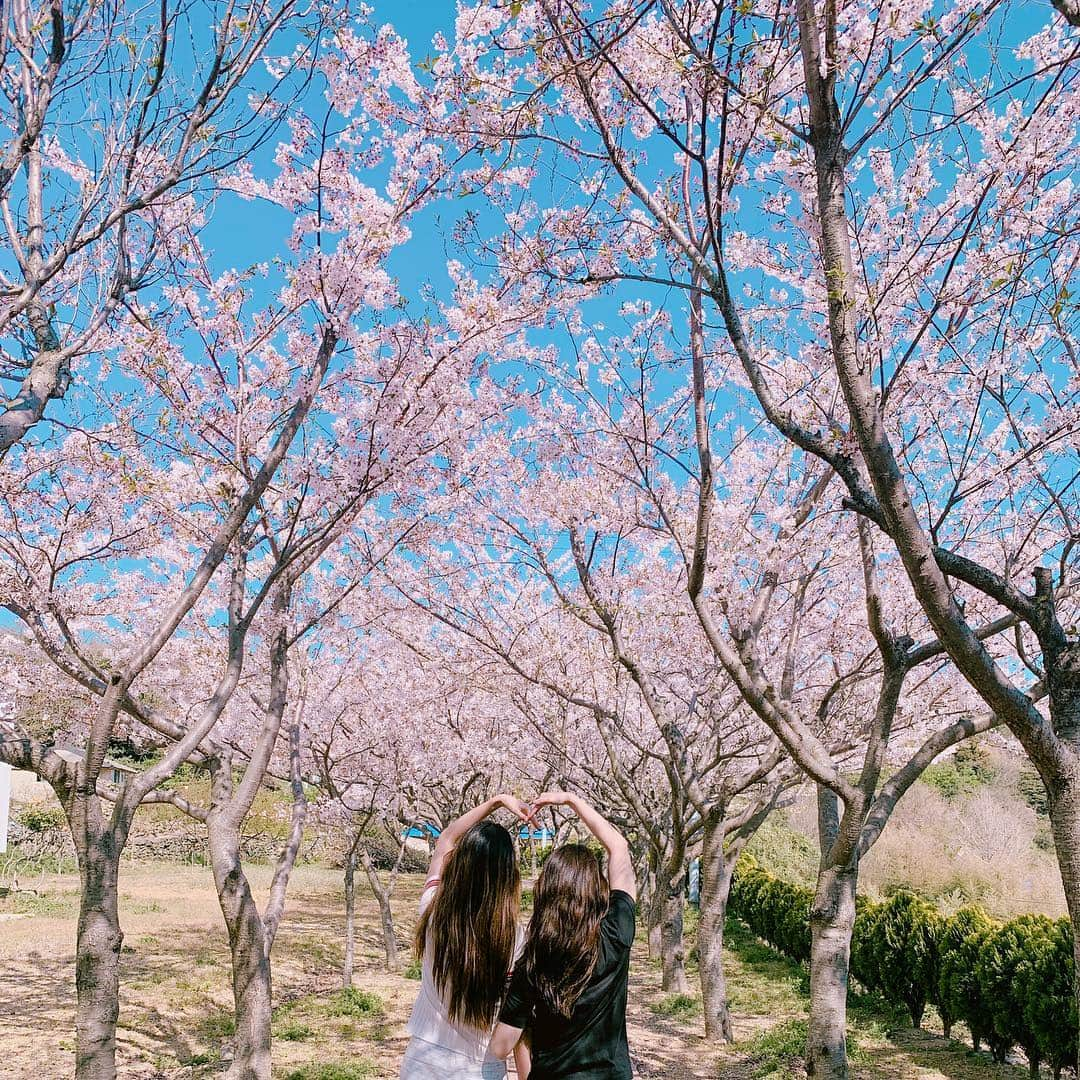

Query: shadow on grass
left=0, top=933, right=222, bottom=1072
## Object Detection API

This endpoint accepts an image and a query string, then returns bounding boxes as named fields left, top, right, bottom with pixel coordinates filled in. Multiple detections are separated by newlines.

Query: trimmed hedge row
left=729, top=857, right=1077, bottom=1076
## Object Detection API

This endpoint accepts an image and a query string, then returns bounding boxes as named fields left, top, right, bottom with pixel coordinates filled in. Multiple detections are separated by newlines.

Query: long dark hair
left=414, top=821, right=521, bottom=1030
left=523, top=844, right=610, bottom=1018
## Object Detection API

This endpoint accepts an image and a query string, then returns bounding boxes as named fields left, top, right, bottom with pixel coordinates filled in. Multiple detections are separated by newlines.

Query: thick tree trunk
left=209, top=821, right=272, bottom=1080
left=343, top=849, right=356, bottom=989
left=73, top=805, right=125, bottom=1080
left=1040, top=630, right=1080, bottom=1076
left=806, top=864, right=858, bottom=1080
left=1047, top=754, right=1080, bottom=1079
left=660, top=884, right=689, bottom=994
left=698, top=815, right=735, bottom=1041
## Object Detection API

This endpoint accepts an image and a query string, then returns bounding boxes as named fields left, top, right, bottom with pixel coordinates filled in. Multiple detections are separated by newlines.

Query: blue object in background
left=403, top=823, right=554, bottom=841
left=404, top=824, right=441, bottom=839
left=517, top=826, right=555, bottom=842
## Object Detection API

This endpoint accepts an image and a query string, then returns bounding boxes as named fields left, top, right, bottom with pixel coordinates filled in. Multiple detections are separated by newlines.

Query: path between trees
left=0, top=863, right=1032, bottom=1079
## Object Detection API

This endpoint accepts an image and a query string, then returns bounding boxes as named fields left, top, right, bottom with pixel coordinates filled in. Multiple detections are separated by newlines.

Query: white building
left=0, top=722, right=136, bottom=853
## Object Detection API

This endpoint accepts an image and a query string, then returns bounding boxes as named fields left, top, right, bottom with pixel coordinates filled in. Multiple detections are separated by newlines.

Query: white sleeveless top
left=403, top=879, right=523, bottom=1068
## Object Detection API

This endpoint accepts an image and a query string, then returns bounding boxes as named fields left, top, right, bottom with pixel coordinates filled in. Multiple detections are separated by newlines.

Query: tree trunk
left=73, top=801, right=125, bottom=1080
left=209, top=821, right=272, bottom=1080
left=377, top=891, right=399, bottom=971
left=1047, top=753, right=1080, bottom=1079
left=698, top=814, right=735, bottom=1041
left=343, top=848, right=356, bottom=989
left=644, top=867, right=663, bottom=960
left=805, top=864, right=858, bottom=1080
left=362, top=852, right=400, bottom=971
left=660, top=883, right=689, bottom=994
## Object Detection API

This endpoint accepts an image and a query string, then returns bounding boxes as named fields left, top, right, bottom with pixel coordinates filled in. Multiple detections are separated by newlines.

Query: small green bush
left=922, top=743, right=995, bottom=800
left=1015, top=916, right=1077, bottom=1075
left=17, top=805, right=66, bottom=832
left=953, top=741, right=996, bottom=782
left=329, top=987, right=384, bottom=1018
left=853, top=891, right=941, bottom=1028
left=650, top=993, right=701, bottom=1020
left=937, top=906, right=995, bottom=1048
left=1017, top=766, right=1050, bottom=816
left=275, top=1021, right=314, bottom=1042
left=519, top=842, right=554, bottom=877
left=403, top=958, right=422, bottom=980
left=284, top=1063, right=377, bottom=1080
left=975, top=916, right=1051, bottom=1067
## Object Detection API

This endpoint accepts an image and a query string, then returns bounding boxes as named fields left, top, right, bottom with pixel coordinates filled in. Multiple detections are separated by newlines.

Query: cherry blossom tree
left=0, top=12, right=492, bottom=1077
left=0, top=0, right=322, bottom=457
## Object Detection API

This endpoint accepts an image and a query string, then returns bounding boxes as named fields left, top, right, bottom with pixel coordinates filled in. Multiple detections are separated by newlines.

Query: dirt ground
left=0, top=862, right=1031, bottom=1078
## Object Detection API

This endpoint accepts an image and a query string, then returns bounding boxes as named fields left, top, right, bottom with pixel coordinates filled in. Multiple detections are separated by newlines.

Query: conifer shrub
left=730, top=858, right=1075, bottom=1072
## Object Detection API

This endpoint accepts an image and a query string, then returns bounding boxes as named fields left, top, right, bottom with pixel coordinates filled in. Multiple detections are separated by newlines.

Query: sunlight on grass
left=284, top=1063, right=377, bottom=1080
left=650, top=993, right=702, bottom=1021
left=742, top=1018, right=808, bottom=1078
left=328, top=987, right=385, bottom=1018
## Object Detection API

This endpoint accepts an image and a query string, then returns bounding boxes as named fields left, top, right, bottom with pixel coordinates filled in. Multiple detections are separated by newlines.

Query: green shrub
left=403, top=958, right=422, bottom=980
left=952, top=741, right=995, bottom=782
left=937, top=906, right=995, bottom=1048
left=650, top=993, right=701, bottom=1020
left=17, top=805, right=66, bottom=832
left=275, top=1021, right=314, bottom=1042
left=1034, top=820, right=1056, bottom=852
left=1015, top=916, right=1077, bottom=1075
left=922, top=763, right=970, bottom=799
left=329, top=987, right=384, bottom=1018
left=855, top=891, right=941, bottom=1028
left=730, top=859, right=1078, bottom=1071
left=922, top=743, right=995, bottom=800
left=519, top=841, right=555, bottom=877
left=729, top=857, right=812, bottom=964
left=849, top=895, right=883, bottom=997
left=1018, top=766, right=1050, bottom=816
left=976, top=916, right=1051, bottom=1068
left=284, top=1063, right=376, bottom=1080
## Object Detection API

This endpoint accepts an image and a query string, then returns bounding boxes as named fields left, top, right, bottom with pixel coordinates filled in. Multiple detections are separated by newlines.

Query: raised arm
left=428, top=793, right=530, bottom=881
left=530, top=792, right=636, bottom=898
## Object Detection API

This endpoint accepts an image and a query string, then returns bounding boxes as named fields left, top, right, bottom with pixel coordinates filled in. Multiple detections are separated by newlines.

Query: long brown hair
left=523, top=844, right=610, bottom=1018
left=414, top=821, right=521, bottom=1030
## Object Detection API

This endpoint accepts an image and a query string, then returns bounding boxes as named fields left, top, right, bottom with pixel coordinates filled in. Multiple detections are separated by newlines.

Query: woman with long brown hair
left=400, top=793, right=531, bottom=1080
left=488, top=792, right=637, bottom=1079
